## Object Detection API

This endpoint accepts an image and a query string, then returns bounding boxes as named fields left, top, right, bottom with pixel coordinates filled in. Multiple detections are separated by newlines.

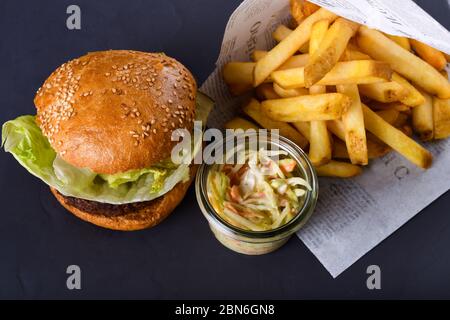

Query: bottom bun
left=51, top=166, right=197, bottom=231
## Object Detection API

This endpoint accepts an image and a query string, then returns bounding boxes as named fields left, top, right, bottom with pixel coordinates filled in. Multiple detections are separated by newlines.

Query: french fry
left=433, top=97, right=450, bottom=139
left=340, top=49, right=371, bottom=61
left=386, top=35, right=411, bottom=51
left=362, top=104, right=433, bottom=169
left=375, top=109, right=400, bottom=125
left=309, top=120, right=332, bottom=166
left=366, top=134, right=392, bottom=158
left=327, top=120, right=346, bottom=141
left=290, top=0, right=305, bottom=24
left=290, top=0, right=321, bottom=23
left=292, top=121, right=311, bottom=141
left=410, top=39, right=447, bottom=71
left=278, top=54, right=310, bottom=70
left=308, top=19, right=332, bottom=166
left=298, top=43, right=310, bottom=54
left=309, top=19, right=330, bottom=54
left=402, top=108, right=412, bottom=116
left=273, top=25, right=294, bottom=43
left=273, top=83, right=309, bottom=98
left=332, top=139, right=349, bottom=159
left=333, top=138, right=391, bottom=160
left=251, top=50, right=267, bottom=62
left=229, top=84, right=253, bottom=96
left=336, top=84, right=368, bottom=165
left=391, top=73, right=426, bottom=107
left=357, top=27, right=450, bottom=99
left=272, top=25, right=309, bottom=53
left=302, top=1, right=320, bottom=16
left=393, top=113, right=409, bottom=128
left=262, top=93, right=351, bottom=122
left=254, top=8, right=338, bottom=86
left=315, top=160, right=362, bottom=178
left=225, top=117, right=260, bottom=130
left=305, top=18, right=360, bottom=87
left=272, top=45, right=369, bottom=65
left=255, top=83, right=281, bottom=100
left=243, top=99, right=308, bottom=148
left=412, top=92, right=434, bottom=141
left=369, top=101, right=410, bottom=112
left=359, top=81, right=407, bottom=103
left=272, top=61, right=392, bottom=89
left=223, top=62, right=255, bottom=86
left=444, top=52, right=450, bottom=63
left=400, top=125, right=413, bottom=137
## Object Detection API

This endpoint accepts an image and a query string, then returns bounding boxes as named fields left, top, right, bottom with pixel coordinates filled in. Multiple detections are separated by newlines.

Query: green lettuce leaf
left=2, top=93, right=213, bottom=204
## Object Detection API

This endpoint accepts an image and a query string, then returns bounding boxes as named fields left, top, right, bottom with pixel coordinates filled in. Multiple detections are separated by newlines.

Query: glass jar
left=195, top=131, right=318, bottom=255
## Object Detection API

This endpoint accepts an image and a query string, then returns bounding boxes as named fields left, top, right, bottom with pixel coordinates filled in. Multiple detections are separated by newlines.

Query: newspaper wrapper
left=200, top=0, right=450, bottom=278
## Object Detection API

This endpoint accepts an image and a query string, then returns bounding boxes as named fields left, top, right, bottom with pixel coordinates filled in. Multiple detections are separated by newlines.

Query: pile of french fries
left=223, top=0, right=450, bottom=178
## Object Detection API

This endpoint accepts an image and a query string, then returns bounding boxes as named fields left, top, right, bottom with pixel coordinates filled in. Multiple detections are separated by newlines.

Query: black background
left=0, top=0, right=449, bottom=299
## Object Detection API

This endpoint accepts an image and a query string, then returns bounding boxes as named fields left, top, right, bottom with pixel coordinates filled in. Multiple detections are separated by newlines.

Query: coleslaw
left=206, top=149, right=311, bottom=232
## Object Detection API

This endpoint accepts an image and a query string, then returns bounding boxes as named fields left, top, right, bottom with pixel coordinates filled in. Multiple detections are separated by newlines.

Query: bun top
left=34, top=50, right=197, bottom=174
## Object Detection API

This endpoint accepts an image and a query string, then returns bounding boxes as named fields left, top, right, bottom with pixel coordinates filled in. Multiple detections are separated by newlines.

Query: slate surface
left=0, top=0, right=449, bottom=299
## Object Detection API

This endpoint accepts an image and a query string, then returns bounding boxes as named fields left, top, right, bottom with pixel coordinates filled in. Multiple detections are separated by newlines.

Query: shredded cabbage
left=207, top=149, right=311, bottom=231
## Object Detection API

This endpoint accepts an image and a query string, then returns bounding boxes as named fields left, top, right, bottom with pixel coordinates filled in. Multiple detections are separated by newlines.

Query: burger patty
left=57, top=191, right=155, bottom=217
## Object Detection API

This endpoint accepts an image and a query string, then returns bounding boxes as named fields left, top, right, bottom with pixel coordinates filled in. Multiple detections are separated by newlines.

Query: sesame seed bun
left=35, top=50, right=197, bottom=175
left=50, top=165, right=197, bottom=231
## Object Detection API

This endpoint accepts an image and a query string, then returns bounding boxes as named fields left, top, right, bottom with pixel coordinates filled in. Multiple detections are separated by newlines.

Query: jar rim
left=195, top=131, right=319, bottom=240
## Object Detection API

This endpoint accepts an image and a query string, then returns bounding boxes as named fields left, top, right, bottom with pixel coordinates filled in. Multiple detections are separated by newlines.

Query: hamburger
left=2, top=50, right=212, bottom=231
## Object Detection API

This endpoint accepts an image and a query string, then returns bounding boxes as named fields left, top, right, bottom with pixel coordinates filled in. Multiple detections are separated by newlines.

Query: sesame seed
left=168, top=99, right=173, bottom=104
left=153, top=129, right=157, bottom=134
left=105, top=73, right=111, bottom=77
